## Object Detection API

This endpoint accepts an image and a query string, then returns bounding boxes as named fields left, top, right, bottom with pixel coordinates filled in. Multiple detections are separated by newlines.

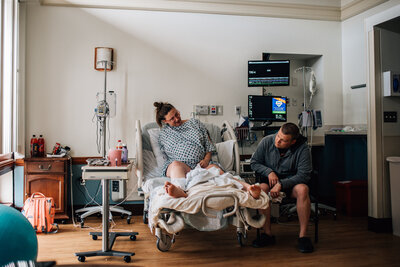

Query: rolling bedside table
left=24, top=157, right=70, bottom=221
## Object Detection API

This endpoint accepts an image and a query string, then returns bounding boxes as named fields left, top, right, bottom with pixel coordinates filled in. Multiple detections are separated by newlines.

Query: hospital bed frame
left=135, top=120, right=265, bottom=251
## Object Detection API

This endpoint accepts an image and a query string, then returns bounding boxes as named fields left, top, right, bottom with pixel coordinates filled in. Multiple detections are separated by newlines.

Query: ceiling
left=39, top=0, right=389, bottom=21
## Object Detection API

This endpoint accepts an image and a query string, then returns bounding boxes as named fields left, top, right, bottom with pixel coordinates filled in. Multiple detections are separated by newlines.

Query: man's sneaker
left=297, top=237, right=314, bottom=253
left=252, top=233, right=276, bottom=248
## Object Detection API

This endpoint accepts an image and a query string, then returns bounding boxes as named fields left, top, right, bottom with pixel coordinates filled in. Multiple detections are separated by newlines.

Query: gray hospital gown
left=159, top=118, right=217, bottom=176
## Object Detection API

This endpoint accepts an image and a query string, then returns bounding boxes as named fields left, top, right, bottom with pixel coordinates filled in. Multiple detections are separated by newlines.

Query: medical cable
left=68, top=157, right=101, bottom=230
left=107, top=117, right=111, bottom=151
left=68, top=156, right=80, bottom=228
left=82, top=182, right=102, bottom=207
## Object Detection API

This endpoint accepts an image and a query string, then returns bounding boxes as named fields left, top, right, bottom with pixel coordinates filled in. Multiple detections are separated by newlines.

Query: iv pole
left=295, top=66, right=313, bottom=137
left=96, top=59, right=110, bottom=159
left=295, top=66, right=313, bottom=111
left=102, top=60, right=108, bottom=158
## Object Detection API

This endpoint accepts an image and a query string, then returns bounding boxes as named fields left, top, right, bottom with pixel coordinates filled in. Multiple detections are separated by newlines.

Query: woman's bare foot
left=248, top=184, right=261, bottom=199
left=164, top=181, right=188, bottom=198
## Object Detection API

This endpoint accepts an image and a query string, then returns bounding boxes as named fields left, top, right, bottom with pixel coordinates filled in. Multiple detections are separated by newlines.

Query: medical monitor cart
left=75, top=163, right=138, bottom=263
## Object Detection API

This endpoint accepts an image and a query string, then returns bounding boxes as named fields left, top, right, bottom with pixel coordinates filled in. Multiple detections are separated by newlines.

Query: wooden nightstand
left=24, top=157, right=70, bottom=221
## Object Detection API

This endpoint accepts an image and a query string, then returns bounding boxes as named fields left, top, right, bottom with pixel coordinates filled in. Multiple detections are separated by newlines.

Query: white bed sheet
left=148, top=167, right=271, bottom=231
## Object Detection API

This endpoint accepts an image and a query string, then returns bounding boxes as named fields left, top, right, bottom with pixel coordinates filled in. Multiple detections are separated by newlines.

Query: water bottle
left=122, top=144, right=128, bottom=163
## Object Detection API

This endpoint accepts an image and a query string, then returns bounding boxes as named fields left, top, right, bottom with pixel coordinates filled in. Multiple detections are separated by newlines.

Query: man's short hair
left=281, top=123, right=300, bottom=140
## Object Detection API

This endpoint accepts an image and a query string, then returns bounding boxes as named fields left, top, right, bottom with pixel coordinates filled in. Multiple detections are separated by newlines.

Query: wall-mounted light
left=94, top=47, right=113, bottom=71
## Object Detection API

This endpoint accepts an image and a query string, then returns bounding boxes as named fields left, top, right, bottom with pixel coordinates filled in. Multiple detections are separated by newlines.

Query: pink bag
left=22, top=192, right=58, bottom=233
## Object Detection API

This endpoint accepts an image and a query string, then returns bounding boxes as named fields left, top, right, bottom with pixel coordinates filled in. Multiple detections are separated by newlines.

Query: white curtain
left=1, top=0, right=23, bottom=155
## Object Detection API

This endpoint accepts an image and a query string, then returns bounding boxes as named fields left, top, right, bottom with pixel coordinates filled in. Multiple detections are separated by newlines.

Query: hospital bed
left=134, top=120, right=272, bottom=251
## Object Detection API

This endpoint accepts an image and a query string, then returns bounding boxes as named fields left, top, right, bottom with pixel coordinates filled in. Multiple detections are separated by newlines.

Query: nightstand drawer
left=26, top=161, right=65, bottom=173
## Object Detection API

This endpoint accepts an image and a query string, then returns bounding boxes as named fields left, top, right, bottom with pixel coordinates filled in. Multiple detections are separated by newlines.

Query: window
left=1, top=0, right=19, bottom=154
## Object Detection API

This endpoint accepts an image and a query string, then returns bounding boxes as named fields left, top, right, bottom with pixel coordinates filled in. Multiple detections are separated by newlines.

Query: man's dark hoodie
left=250, top=133, right=312, bottom=190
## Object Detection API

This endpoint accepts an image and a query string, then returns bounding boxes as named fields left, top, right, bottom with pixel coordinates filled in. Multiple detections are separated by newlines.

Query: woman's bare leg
left=165, top=161, right=191, bottom=198
left=164, top=181, right=188, bottom=198
left=230, top=179, right=261, bottom=199
left=205, top=164, right=261, bottom=199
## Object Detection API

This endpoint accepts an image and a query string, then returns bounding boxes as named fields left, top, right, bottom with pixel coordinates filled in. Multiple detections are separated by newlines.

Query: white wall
left=341, top=0, right=400, bottom=126
left=25, top=2, right=343, bottom=156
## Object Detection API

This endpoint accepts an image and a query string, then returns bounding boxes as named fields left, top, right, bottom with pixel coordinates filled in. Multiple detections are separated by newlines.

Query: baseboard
left=367, top=216, right=392, bottom=233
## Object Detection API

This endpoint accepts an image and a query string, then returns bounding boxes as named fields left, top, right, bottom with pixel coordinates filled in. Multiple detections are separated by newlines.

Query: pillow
left=147, top=128, right=167, bottom=168
left=214, top=140, right=235, bottom=172
left=142, top=150, right=163, bottom=178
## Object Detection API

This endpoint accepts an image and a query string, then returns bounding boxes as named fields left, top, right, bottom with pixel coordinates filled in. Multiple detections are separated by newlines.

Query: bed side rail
left=222, top=120, right=240, bottom=175
left=135, top=120, right=144, bottom=189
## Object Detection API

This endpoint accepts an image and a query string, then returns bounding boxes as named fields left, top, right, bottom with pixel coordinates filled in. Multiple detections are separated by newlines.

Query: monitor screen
left=248, top=95, right=287, bottom=122
left=248, top=60, right=290, bottom=87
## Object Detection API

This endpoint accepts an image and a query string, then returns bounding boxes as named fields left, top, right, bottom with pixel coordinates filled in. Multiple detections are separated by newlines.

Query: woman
left=154, top=102, right=261, bottom=199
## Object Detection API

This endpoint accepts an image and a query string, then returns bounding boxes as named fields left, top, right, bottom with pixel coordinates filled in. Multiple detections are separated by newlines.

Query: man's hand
left=268, top=172, right=279, bottom=188
left=199, top=158, right=210, bottom=168
left=270, top=183, right=282, bottom=198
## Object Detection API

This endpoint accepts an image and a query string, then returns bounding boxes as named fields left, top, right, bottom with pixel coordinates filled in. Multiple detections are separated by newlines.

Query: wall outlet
left=210, top=105, right=217, bottom=115
left=384, top=111, right=397, bottom=122
left=195, top=105, right=209, bottom=115
left=235, top=105, right=241, bottom=115
left=217, top=105, right=223, bottom=115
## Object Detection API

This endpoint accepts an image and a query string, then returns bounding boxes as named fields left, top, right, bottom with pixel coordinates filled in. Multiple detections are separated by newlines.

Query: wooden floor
left=36, top=215, right=400, bottom=266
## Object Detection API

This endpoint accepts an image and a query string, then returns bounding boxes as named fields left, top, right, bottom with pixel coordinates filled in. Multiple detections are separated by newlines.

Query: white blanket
left=148, top=166, right=272, bottom=230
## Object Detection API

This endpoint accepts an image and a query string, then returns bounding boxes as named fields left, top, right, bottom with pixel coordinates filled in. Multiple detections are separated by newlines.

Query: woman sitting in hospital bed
left=153, top=101, right=261, bottom=199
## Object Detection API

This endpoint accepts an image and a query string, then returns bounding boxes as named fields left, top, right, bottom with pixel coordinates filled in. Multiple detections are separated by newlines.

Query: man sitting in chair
left=250, top=122, right=314, bottom=253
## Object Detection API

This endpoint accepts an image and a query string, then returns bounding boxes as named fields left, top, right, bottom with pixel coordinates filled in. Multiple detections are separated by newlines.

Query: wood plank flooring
left=36, top=215, right=400, bottom=266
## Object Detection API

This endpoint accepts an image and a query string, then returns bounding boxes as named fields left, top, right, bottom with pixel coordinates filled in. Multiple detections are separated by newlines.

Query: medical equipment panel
left=248, top=95, right=287, bottom=122
left=383, top=71, right=400, bottom=97
left=248, top=60, right=290, bottom=87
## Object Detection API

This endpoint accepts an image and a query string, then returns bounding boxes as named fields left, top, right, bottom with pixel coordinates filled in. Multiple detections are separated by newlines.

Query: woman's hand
left=199, top=158, right=210, bottom=168
left=200, top=152, right=212, bottom=168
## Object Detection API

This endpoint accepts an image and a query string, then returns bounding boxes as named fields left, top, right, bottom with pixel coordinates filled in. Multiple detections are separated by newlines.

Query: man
left=250, top=122, right=314, bottom=253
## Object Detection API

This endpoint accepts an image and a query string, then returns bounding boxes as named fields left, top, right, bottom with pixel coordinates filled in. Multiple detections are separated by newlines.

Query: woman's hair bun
left=153, top=102, right=163, bottom=109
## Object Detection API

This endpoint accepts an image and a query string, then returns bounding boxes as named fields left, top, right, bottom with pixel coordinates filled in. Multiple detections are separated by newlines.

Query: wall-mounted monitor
left=248, top=60, right=290, bottom=87
left=248, top=95, right=287, bottom=122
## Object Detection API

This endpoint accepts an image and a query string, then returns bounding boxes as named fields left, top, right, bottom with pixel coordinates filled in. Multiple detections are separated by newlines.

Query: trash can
left=387, top=157, right=400, bottom=237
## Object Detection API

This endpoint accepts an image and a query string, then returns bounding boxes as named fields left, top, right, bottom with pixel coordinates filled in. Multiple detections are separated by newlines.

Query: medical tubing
left=69, top=156, right=80, bottom=228
left=111, top=176, right=139, bottom=207
left=83, top=182, right=102, bottom=207
left=303, top=67, right=306, bottom=112
left=69, top=158, right=102, bottom=231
